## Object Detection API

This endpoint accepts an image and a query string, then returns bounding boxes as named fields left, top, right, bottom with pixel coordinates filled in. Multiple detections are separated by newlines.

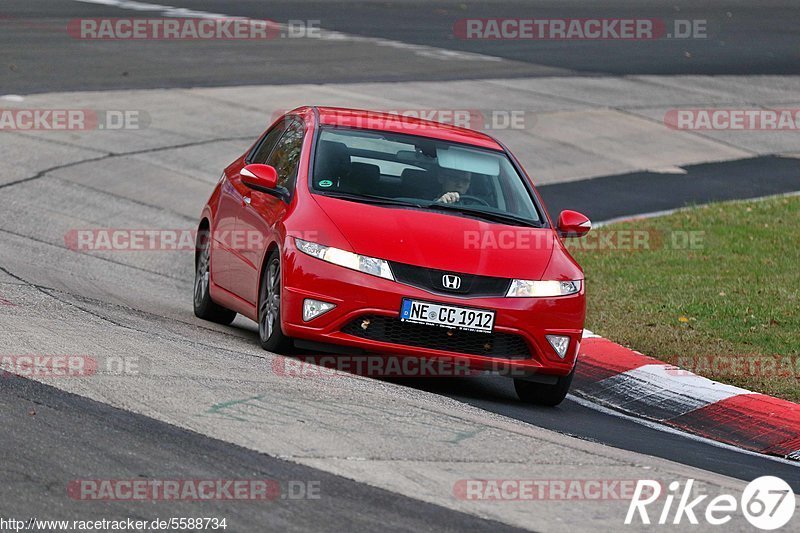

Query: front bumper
left=281, top=246, right=585, bottom=376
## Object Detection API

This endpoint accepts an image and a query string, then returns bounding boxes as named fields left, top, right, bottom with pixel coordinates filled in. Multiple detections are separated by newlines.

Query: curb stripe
left=576, top=337, right=659, bottom=382
left=579, top=364, right=752, bottom=421
left=668, top=394, right=800, bottom=456
left=576, top=336, right=800, bottom=460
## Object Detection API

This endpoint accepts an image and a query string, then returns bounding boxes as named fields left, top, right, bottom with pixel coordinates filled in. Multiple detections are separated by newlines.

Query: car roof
left=288, top=106, right=504, bottom=151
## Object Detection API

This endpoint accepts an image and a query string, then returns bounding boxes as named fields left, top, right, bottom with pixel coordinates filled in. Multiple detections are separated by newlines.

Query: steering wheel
left=456, top=194, right=490, bottom=207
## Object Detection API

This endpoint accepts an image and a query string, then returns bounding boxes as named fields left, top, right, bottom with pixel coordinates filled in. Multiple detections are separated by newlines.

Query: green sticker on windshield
left=319, top=180, right=333, bottom=188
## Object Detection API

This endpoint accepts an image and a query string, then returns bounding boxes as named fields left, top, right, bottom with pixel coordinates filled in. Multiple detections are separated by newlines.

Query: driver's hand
left=436, top=192, right=460, bottom=204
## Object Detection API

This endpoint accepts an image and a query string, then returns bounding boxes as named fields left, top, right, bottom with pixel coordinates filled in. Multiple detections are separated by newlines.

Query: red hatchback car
left=194, top=107, right=591, bottom=405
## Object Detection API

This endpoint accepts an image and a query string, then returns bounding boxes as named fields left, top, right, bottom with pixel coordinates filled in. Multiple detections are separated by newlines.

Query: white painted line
left=72, top=0, right=503, bottom=62
left=567, top=394, right=800, bottom=468
left=645, top=166, right=687, bottom=174
left=581, top=329, right=600, bottom=339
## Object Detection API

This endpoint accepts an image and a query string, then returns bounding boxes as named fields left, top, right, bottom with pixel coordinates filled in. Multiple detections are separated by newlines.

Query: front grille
left=390, top=262, right=510, bottom=297
left=341, top=315, right=531, bottom=359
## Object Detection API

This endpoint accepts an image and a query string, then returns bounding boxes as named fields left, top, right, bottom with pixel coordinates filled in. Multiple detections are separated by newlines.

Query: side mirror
left=241, top=164, right=278, bottom=192
left=557, top=210, right=592, bottom=238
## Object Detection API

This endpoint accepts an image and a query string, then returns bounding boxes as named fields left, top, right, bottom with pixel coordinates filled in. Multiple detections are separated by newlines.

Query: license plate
left=400, top=298, right=495, bottom=333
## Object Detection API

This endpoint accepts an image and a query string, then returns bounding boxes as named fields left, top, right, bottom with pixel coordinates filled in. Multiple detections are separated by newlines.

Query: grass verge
left=569, top=194, right=800, bottom=402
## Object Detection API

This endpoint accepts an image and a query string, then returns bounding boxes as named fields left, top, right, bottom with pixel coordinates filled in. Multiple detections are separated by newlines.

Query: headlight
left=295, top=238, right=394, bottom=281
left=506, top=279, right=581, bottom=297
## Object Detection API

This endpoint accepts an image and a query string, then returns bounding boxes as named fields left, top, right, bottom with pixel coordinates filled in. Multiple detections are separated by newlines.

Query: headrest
left=401, top=168, right=438, bottom=198
left=314, top=141, right=351, bottom=184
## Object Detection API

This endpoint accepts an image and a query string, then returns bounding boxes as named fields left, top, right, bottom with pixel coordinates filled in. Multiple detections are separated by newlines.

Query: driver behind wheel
left=434, top=169, right=472, bottom=204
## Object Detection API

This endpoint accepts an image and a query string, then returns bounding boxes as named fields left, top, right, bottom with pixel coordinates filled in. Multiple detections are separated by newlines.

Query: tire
left=193, top=230, right=237, bottom=325
left=258, top=249, right=291, bottom=352
left=514, top=367, right=574, bottom=406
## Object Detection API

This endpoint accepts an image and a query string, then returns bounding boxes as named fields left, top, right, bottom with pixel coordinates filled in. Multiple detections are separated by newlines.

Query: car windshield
left=310, top=127, right=543, bottom=225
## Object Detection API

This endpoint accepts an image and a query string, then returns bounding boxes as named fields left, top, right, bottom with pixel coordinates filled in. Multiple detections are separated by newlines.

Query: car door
left=210, top=173, right=241, bottom=293
left=225, top=120, right=288, bottom=300
left=231, top=117, right=306, bottom=305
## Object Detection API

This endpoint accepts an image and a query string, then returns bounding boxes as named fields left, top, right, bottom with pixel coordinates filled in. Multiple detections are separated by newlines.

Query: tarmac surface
left=1, top=1, right=799, bottom=530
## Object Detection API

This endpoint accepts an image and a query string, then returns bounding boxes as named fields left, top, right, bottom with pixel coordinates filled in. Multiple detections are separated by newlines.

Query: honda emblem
left=442, top=274, right=462, bottom=290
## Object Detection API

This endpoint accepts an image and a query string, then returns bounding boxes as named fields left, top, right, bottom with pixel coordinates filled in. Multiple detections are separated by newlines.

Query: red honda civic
left=194, top=107, right=591, bottom=405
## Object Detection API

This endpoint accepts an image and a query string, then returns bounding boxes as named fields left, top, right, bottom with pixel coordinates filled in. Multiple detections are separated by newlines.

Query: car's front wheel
left=514, top=367, right=574, bottom=406
left=193, top=231, right=237, bottom=325
left=258, top=250, right=291, bottom=352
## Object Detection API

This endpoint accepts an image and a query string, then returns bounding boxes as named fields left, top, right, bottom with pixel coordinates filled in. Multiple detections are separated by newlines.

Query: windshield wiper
left=425, top=203, right=543, bottom=228
left=318, top=191, right=423, bottom=208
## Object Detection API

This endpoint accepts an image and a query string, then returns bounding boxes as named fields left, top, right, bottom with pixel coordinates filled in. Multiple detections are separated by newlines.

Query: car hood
left=312, top=195, right=556, bottom=280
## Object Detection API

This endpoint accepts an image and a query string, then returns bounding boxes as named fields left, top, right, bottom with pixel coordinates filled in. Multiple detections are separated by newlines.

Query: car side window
left=249, top=122, right=287, bottom=164
left=266, top=119, right=305, bottom=193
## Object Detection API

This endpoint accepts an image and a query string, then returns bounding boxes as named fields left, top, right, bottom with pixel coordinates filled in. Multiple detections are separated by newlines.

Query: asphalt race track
left=4, top=0, right=800, bottom=93
left=1, top=375, right=522, bottom=532
left=2, top=1, right=799, bottom=531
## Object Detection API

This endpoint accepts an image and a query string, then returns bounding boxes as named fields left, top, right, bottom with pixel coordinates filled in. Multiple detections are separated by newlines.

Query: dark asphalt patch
left=538, top=155, right=800, bottom=222
left=0, top=374, right=523, bottom=533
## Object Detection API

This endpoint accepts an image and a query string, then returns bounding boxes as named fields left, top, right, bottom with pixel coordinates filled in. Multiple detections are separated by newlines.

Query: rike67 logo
left=626, top=476, right=795, bottom=530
